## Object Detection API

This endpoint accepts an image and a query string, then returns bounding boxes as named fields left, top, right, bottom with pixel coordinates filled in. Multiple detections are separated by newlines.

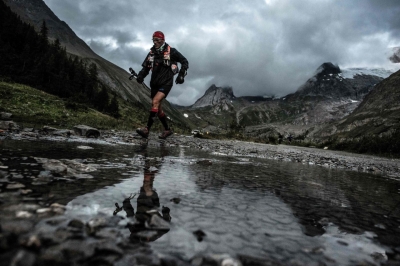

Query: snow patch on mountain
left=341, top=67, right=399, bottom=79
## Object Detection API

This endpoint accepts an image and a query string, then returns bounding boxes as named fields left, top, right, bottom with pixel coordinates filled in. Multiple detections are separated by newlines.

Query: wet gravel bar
left=0, top=129, right=400, bottom=266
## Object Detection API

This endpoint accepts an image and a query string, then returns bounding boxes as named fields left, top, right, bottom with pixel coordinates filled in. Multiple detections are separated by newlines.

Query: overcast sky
left=43, top=0, right=400, bottom=106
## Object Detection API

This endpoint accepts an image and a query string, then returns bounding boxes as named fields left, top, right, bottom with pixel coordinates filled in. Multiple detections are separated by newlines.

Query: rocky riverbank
left=1, top=125, right=400, bottom=266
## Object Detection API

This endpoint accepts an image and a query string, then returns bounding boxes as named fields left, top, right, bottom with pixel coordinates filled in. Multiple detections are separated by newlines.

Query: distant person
left=135, top=31, right=189, bottom=139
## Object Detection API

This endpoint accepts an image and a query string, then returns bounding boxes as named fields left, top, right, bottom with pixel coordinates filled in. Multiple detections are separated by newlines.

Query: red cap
left=153, top=31, right=165, bottom=40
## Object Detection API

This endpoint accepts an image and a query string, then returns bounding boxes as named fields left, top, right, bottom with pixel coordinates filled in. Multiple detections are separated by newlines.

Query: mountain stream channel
left=1, top=132, right=400, bottom=266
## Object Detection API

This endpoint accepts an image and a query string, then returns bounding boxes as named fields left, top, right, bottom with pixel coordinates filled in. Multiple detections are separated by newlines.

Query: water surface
left=2, top=139, right=400, bottom=265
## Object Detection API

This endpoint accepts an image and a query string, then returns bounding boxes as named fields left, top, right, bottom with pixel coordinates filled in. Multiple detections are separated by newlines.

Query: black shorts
left=151, top=86, right=172, bottom=98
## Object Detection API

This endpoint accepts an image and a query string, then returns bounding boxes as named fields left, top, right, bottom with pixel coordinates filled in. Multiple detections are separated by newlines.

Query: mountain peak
left=291, top=62, right=383, bottom=100
left=205, top=84, right=234, bottom=95
left=314, top=62, right=341, bottom=78
left=192, top=85, right=235, bottom=109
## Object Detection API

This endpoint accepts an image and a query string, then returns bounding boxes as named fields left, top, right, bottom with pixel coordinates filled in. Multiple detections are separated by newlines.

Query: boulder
left=0, top=112, right=12, bottom=120
left=42, top=126, right=58, bottom=134
left=0, top=121, right=19, bottom=130
left=73, top=125, right=100, bottom=138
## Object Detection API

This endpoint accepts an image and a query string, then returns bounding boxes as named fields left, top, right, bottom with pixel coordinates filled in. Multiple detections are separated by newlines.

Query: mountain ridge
left=180, top=62, right=397, bottom=140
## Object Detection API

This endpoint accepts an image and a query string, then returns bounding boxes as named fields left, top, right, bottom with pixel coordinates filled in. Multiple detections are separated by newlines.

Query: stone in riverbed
left=0, top=121, right=19, bottom=130
left=6, top=183, right=25, bottom=190
left=73, top=125, right=100, bottom=138
left=0, top=112, right=12, bottom=120
left=1, top=220, right=34, bottom=234
left=9, top=250, right=36, bottom=266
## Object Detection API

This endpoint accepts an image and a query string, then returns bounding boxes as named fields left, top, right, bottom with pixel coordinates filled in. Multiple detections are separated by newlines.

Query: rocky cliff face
left=316, top=69, right=400, bottom=138
left=191, top=85, right=236, bottom=109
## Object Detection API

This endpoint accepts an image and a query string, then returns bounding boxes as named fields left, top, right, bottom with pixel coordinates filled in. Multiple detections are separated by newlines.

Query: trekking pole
left=128, top=67, right=150, bottom=90
left=128, top=67, right=138, bottom=80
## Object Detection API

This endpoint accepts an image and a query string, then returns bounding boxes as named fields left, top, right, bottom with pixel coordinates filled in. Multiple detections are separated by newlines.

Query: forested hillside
left=0, top=1, right=119, bottom=117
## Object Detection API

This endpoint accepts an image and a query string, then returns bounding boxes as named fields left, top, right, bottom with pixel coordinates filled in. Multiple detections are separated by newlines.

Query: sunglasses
left=152, top=38, right=163, bottom=42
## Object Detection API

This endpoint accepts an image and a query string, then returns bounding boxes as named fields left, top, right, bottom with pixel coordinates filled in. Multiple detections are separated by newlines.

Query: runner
left=135, top=31, right=189, bottom=139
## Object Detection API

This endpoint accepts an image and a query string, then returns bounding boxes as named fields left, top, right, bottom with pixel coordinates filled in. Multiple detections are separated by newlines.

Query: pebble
left=6, top=183, right=25, bottom=189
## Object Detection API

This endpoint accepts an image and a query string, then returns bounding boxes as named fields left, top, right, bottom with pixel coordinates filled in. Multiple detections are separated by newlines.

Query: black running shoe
left=136, top=127, right=149, bottom=138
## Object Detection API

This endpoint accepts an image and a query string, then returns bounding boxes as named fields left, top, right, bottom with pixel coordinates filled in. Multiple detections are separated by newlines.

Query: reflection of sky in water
left=66, top=150, right=390, bottom=265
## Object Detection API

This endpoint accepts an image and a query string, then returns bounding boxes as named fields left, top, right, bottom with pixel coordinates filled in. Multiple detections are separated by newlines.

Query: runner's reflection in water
left=114, top=155, right=171, bottom=242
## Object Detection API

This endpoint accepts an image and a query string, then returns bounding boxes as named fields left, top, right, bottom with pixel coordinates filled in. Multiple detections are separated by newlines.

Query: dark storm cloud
left=43, top=0, right=400, bottom=106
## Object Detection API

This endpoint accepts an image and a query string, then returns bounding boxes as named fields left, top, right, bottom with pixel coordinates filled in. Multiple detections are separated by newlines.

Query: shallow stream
left=1, top=139, right=400, bottom=265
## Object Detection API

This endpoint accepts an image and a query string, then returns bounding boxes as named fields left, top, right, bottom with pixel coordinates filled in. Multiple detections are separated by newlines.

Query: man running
left=136, top=31, right=189, bottom=139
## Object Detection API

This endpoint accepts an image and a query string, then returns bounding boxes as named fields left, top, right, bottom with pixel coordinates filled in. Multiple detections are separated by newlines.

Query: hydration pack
left=146, top=45, right=179, bottom=75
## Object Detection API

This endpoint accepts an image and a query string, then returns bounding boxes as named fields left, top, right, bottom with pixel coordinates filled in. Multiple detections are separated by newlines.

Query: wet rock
left=36, top=208, right=52, bottom=215
left=36, top=203, right=65, bottom=216
left=20, top=235, right=41, bottom=250
left=16, top=211, right=33, bottom=219
left=61, top=159, right=97, bottom=173
left=10, top=249, right=36, bottom=266
left=302, top=223, right=325, bottom=236
left=77, top=146, right=94, bottom=150
left=73, top=174, right=94, bottom=179
left=1, top=220, right=34, bottom=234
left=73, top=125, right=100, bottom=138
left=162, top=206, right=172, bottom=221
left=318, top=217, right=330, bottom=226
left=375, top=223, right=386, bottom=230
left=45, top=218, right=67, bottom=226
left=42, top=126, right=58, bottom=134
left=114, top=255, right=138, bottom=266
left=40, top=247, right=66, bottom=265
left=197, top=160, right=213, bottom=166
left=191, top=256, right=218, bottom=266
left=170, top=197, right=181, bottom=204
left=35, top=170, right=53, bottom=183
left=95, top=228, right=121, bottom=240
left=6, top=183, right=25, bottom=190
left=10, top=173, right=24, bottom=179
left=337, top=240, right=349, bottom=246
left=52, top=130, right=73, bottom=137
left=61, top=239, right=96, bottom=260
left=146, top=215, right=170, bottom=231
left=20, top=132, right=37, bottom=138
left=35, top=159, right=67, bottom=175
left=158, top=254, right=191, bottom=266
left=0, top=112, right=12, bottom=120
left=237, top=254, right=284, bottom=266
left=191, top=254, right=242, bottom=266
left=68, top=219, right=85, bottom=229
left=371, top=252, right=386, bottom=263
left=132, top=252, right=162, bottom=266
left=20, top=189, right=32, bottom=195
left=0, top=121, right=19, bottom=130
left=39, top=227, right=74, bottom=245
left=93, top=239, right=124, bottom=255
left=4, top=203, right=41, bottom=213
left=193, top=229, right=206, bottom=242
left=87, top=255, right=121, bottom=265
left=86, top=217, right=108, bottom=235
